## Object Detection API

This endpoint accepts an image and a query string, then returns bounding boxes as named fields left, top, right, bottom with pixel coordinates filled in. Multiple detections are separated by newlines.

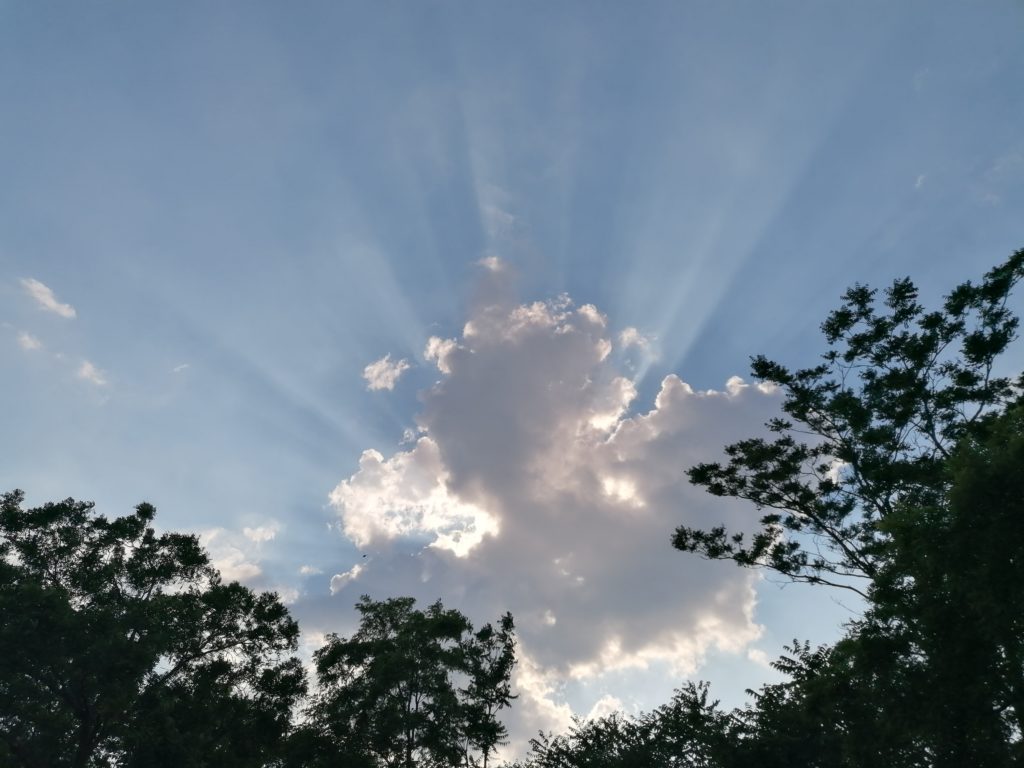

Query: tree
left=461, top=613, right=517, bottom=767
left=517, top=683, right=739, bottom=768
left=0, top=492, right=305, bottom=768
left=870, top=399, right=1024, bottom=765
left=675, top=249, right=1024, bottom=598
left=295, top=595, right=515, bottom=768
left=673, top=249, right=1024, bottom=765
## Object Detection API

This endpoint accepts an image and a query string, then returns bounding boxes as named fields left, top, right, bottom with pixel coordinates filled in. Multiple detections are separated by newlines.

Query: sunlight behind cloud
left=320, top=273, right=785, bottom=744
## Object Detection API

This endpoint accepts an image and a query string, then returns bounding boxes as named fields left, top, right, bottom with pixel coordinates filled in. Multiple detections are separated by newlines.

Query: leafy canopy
left=293, top=595, right=516, bottom=768
left=0, top=492, right=305, bottom=768
left=675, top=249, right=1024, bottom=597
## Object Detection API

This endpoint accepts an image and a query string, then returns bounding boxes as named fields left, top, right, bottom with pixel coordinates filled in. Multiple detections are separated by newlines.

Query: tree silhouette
left=673, top=249, right=1024, bottom=766
left=0, top=492, right=305, bottom=767
left=676, top=250, right=1024, bottom=599
left=293, top=595, right=515, bottom=768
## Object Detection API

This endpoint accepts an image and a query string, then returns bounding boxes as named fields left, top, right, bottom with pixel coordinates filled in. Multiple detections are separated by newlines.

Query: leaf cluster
left=675, top=250, right=1024, bottom=597
left=0, top=492, right=305, bottom=768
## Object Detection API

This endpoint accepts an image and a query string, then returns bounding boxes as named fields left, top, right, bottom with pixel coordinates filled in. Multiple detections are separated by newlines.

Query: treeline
left=0, top=493, right=514, bottom=768
left=2, top=250, right=1022, bottom=767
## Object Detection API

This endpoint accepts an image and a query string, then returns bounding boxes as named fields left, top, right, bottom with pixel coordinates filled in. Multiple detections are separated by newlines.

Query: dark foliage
left=288, top=595, right=516, bottom=768
left=0, top=493, right=305, bottom=768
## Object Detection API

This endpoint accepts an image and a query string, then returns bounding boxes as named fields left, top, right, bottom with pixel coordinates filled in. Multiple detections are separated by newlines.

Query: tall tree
left=298, top=595, right=516, bottom=768
left=460, top=613, right=517, bottom=767
left=0, top=492, right=305, bottom=768
left=673, top=250, right=1024, bottom=765
left=675, top=249, right=1024, bottom=597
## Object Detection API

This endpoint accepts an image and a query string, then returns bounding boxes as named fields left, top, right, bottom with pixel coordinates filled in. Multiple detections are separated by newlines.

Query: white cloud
left=77, top=360, right=107, bottom=386
left=172, top=363, right=190, bottom=373
left=17, top=331, right=42, bottom=351
left=243, top=524, right=279, bottom=543
left=200, top=528, right=263, bottom=583
left=275, top=586, right=300, bottom=605
left=322, top=282, right=783, bottom=746
left=511, top=652, right=575, bottom=740
left=585, top=694, right=626, bottom=722
left=915, top=174, right=926, bottom=190
left=577, top=304, right=606, bottom=328
left=363, top=354, right=412, bottom=391
left=424, top=336, right=459, bottom=374
left=329, top=563, right=365, bottom=595
left=329, top=438, right=500, bottom=558
left=20, top=278, right=76, bottom=318
left=619, top=326, right=650, bottom=350
left=299, top=565, right=322, bottom=576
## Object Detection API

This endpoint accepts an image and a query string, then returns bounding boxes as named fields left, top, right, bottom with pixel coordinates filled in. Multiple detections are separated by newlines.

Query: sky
left=2, top=0, right=1023, bottom=755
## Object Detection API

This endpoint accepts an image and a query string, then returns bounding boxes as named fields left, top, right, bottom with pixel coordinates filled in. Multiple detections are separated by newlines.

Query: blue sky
left=3, top=0, right=1023, bottom=750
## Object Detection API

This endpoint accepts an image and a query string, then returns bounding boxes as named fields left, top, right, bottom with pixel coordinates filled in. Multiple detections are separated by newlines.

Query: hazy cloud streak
left=21, top=278, right=77, bottom=318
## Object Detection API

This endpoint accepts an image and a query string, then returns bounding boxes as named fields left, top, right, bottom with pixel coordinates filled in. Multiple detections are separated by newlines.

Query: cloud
left=17, top=331, right=42, bottom=351
left=77, top=360, right=107, bottom=386
left=299, top=565, right=322, bottom=576
left=243, top=524, right=279, bottom=543
left=915, top=174, right=926, bottom=190
left=424, top=336, right=459, bottom=374
left=329, top=563, right=365, bottom=595
left=481, top=203, right=518, bottom=242
left=201, top=524, right=284, bottom=586
left=322, top=279, right=784, bottom=745
left=618, top=326, right=652, bottom=350
left=586, top=694, right=626, bottom=722
left=172, top=363, right=190, bottom=373
left=328, top=438, right=499, bottom=558
left=200, top=528, right=264, bottom=583
left=747, top=648, right=772, bottom=669
left=363, top=354, right=412, bottom=391
left=275, top=586, right=300, bottom=605
left=20, top=278, right=76, bottom=318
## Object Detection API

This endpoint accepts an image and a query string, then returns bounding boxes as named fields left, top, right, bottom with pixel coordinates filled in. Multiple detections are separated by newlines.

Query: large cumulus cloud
left=322, top=269, right=782, bottom=743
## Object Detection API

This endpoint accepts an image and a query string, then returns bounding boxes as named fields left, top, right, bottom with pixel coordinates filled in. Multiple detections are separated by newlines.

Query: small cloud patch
left=21, top=278, right=76, bottom=319
left=243, top=525, right=279, bottom=543
left=17, top=331, right=42, bottom=351
left=363, top=354, right=411, bottom=391
left=77, top=361, right=107, bottom=386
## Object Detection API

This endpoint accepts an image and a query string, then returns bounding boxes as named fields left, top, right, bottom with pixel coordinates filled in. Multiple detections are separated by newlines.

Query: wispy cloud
left=20, top=278, right=76, bottom=319
left=362, top=354, right=411, bottom=391
left=172, top=363, right=190, bottom=374
left=17, top=331, right=42, bottom=351
left=973, top=149, right=1024, bottom=206
left=243, top=524, right=279, bottom=543
left=76, top=360, right=107, bottom=386
left=478, top=255, right=506, bottom=272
